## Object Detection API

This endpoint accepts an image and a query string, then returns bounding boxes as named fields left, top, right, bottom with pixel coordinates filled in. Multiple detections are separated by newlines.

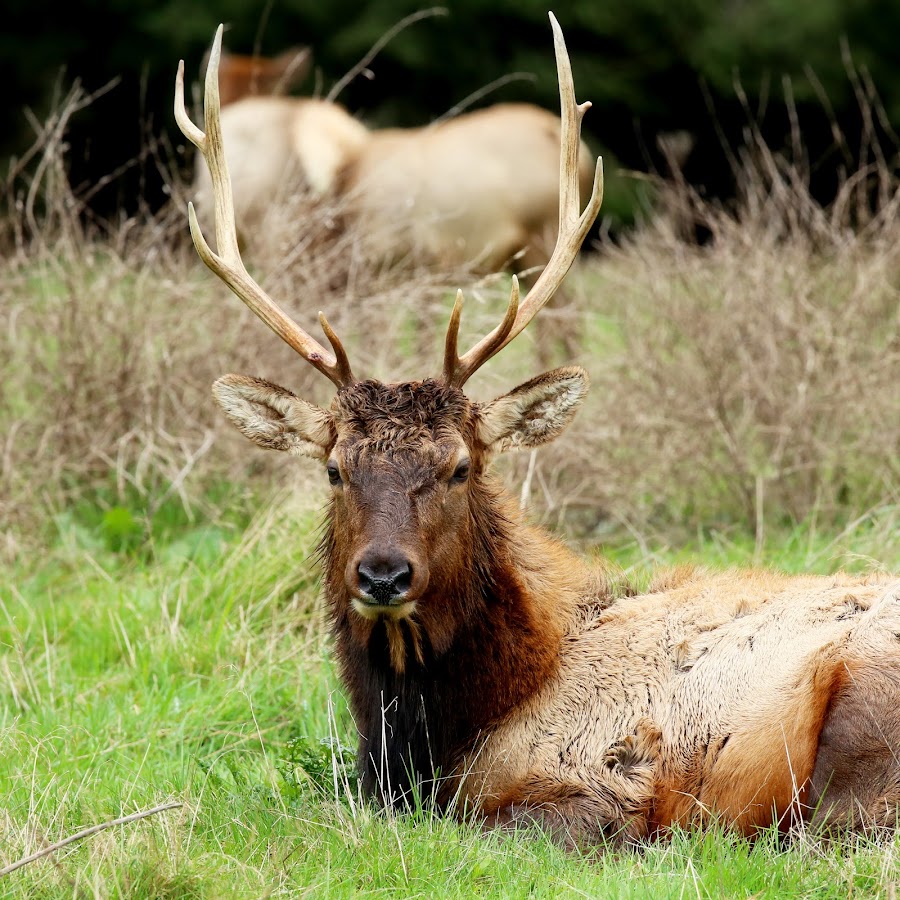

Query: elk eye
left=326, top=462, right=342, bottom=486
left=450, top=460, right=471, bottom=484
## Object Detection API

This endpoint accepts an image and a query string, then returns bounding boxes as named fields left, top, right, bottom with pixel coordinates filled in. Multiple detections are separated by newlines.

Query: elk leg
left=481, top=776, right=652, bottom=850
left=481, top=722, right=660, bottom=849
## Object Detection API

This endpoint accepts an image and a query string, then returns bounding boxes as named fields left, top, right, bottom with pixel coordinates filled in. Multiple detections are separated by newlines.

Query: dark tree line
left=3, top=0, right=898, bottom=231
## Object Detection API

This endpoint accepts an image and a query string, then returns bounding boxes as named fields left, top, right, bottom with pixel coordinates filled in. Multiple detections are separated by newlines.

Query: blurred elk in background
left=186, top=31, right=597, bottom=362
left=190, top=49, right=595, bottom=269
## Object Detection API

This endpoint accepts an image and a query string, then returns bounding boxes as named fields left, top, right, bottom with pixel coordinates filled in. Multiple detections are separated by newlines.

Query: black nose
left=357, top=551, right=413, bottom=604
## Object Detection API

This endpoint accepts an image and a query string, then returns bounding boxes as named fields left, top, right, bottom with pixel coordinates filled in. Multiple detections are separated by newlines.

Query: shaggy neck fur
left=322, top=475, right=582, bottom=809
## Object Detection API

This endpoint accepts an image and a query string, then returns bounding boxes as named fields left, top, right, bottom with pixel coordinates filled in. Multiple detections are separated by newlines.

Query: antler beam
left=174, top=26, right=354, bottom=389
left=442, top=12, right=604, bottom=388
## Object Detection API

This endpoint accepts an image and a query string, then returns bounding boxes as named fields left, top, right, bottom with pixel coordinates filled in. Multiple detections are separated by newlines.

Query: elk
left=175, top=17, right=900, bottom=847
left=189, top=39, right=596, bottom=277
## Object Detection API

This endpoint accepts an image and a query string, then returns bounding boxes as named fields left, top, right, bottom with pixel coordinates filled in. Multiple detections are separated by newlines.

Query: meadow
left=1, top=87, right=898, bottom=896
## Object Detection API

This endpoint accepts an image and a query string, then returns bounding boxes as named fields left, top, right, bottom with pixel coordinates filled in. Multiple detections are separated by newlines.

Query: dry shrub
left=558, top=110, right=900, bottom=539
left=3, top=80, right=898, bottom=559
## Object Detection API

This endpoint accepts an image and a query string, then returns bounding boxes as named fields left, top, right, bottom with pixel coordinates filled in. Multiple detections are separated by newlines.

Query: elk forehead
left=330, top=379, right=476, bottom=460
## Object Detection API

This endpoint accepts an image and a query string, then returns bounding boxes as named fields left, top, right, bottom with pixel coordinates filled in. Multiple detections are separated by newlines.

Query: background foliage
left=2, top=0, right=899, bottom=229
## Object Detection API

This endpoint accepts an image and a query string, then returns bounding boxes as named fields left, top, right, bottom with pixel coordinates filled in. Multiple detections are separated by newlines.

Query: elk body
left=175, top=18, right=900, bottom=847
left=190, top=55, right=596, bottom=274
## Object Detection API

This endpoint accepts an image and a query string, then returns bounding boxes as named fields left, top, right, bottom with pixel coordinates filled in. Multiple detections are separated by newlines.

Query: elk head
left=175, top=14, right=603, bottom=667
left=203, top=45, right=312, bottom=106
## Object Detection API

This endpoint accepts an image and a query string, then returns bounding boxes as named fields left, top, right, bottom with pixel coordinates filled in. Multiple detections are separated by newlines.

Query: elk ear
left=212, top=374, right=334, bottom=459
left=478, top=366, right=588, bottom=453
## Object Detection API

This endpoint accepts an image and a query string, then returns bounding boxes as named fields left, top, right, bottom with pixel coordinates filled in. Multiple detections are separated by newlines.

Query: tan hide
left=466, top=565, right=900, bottom=841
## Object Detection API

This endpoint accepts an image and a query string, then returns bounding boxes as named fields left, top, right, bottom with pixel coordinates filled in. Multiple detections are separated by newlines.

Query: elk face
left=326, top=379, right=475, bottom=620
left=212, top=369, right=588, bottom=621
left=207, top=46, right=312, bottom=107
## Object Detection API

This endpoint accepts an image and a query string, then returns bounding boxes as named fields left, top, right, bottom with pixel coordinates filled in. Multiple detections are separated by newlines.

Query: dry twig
left=0, top=801, right=183, bottom=877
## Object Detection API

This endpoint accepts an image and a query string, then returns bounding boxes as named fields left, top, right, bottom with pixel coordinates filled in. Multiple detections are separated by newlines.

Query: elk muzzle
left=348, top=545, right=429, bottom=618
left=358, top=549, right=412, bottom=602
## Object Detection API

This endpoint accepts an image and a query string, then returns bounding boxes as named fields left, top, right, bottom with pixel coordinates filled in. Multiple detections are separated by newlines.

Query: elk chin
left=350, top=597, right=418, bottom=622
left=344, top=559, right=428, bottom=673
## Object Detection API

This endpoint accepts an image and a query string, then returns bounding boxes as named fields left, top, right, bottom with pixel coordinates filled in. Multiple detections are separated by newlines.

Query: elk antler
left=174, top=26, right=354, bottom=389
left=442, top=12, right=604, bottom=388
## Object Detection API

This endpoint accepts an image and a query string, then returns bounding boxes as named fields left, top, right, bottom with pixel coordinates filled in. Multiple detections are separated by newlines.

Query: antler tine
left=443, top=280, right=520, bottom=387
left=443, top=290, right=465, bottom=382
left=174, top=25, right=355, bottom=390
left=441, top=12, right=604, bottom=388
left=318, top=311, right=354, bottom=386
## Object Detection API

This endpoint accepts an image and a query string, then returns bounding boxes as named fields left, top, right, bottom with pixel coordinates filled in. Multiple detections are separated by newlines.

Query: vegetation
left=2, top=80, right=897, bottom=555
left=1, top=58, right=899, bottom=898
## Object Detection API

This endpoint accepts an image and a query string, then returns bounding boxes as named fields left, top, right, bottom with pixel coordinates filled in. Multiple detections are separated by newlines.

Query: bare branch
left=326, top=7, right=449, bottom=103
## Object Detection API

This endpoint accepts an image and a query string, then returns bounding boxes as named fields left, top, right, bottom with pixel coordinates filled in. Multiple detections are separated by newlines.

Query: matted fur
left=465, top=569, right=900, bottom=843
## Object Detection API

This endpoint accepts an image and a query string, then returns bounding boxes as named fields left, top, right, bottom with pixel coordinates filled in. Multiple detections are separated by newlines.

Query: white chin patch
left=351, top=599, right=417, bottom=621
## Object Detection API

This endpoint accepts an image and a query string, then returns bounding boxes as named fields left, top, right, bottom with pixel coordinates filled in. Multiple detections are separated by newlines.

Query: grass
left=2, top=487, right=899, bottom=898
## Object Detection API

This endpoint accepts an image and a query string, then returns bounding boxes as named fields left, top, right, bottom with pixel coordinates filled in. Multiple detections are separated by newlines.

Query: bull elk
left=175, top=16, right=900, bottom=847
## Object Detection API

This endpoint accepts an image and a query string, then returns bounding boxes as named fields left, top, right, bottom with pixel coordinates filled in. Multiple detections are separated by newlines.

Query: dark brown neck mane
left=320, top=477, right=567, bottom=809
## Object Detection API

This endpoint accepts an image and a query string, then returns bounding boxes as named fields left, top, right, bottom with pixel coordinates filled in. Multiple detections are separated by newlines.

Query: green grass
left=2, top=489, right=899, bottom=898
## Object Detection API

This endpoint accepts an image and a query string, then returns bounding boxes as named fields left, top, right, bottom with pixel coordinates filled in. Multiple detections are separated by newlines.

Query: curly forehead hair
left=331, top=380, right=476, bottom=453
